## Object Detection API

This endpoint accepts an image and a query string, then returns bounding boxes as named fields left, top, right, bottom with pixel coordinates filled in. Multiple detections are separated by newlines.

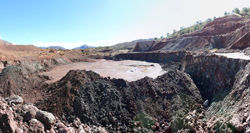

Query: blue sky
left=0, top=0, right=250, bottom=49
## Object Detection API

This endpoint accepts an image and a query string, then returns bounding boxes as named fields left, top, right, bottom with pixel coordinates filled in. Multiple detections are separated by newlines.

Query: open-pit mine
left=2, top=14, right=250, bottom=133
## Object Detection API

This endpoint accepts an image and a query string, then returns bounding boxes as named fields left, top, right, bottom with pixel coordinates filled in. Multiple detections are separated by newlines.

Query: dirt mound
left=0, top=66, right=48, bottom=103
left=37, top=69, right=203, bottom=132
left=0, top=57, right=70, bottom=103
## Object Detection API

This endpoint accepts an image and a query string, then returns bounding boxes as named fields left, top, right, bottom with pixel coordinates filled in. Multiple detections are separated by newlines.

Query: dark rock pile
left=0, top=95, right=107, bottom=133
left=37, top=69, right=203, bottom=132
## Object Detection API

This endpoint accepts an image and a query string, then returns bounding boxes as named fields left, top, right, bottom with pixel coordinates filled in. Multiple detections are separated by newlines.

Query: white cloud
left=27, top=33, right=31, bottom=36
left=86, top=40, right=117, bottom=47
left=33, top=40, right=117, bottom=49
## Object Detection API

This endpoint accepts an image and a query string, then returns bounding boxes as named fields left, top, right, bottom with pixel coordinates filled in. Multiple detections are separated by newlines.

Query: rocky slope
left=0, top=95, right=107, bottom=133
left=36, top=69, right=203, bottom=132
left=114, top=49, right=250, bottom=132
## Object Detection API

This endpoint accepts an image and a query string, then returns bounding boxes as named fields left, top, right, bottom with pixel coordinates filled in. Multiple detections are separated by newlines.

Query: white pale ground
left=215, top=53, right=250, bottom=60
left=40, top=59, right=166, bottom=83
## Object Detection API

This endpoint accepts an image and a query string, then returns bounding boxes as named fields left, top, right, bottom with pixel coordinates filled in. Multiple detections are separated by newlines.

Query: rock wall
left=181, top=54, right=250, bottom=100
left=115, top=51, right=187, bottom=63
left=177, top=54, right=250, bottom=132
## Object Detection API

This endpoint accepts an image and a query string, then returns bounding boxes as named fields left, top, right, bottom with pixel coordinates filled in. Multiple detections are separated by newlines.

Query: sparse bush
left=133, top=113, right=155, bottom=130
left=232, top=8, right=240, bottom=14
left=226, top=123, right=236, bottom=133
left=59, top=51, right=65, bottom=56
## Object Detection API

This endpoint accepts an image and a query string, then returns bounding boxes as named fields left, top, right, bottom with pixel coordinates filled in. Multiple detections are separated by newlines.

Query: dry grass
left=59, top=51, right=66, bottom=56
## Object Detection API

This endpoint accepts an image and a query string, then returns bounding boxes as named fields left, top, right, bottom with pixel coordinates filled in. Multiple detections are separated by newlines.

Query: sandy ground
left=215, top=53, right=250, bottom=60
left=40, top=59, right=165, bottom=83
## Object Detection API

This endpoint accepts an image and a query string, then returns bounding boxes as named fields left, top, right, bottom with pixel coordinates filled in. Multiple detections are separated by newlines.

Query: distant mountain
left=0, top=39, right=13, bottom=45
left=73, top=44, right=94, bottom=49
left=40, top=46, right=66, bottom=50
left=49, top=46, right=66, bottom=50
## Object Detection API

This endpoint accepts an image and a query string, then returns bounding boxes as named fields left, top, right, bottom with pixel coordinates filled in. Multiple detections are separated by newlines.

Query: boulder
left=29, top=119, right=45, bottom=133
left=72, top=118, right=81, bottom=128
left=35, top=110, right=56, bottom=128
left=0, top=110, right=18, bottom=133
left=203, top=100, right=209, bottom=107
left=246, top=115, right=250, bottom=122
left=24, top=105, right=39, bottom=121
left=246, top=129, right=250, bottom=133
left=5, top=95, right=23, bottom=105
left=198, top=114, right=205, bottom=119
left=56, top=122, right=66, bottom=128
left=229, top=114, right=244, bottom=132
left=58, top=127, right=75, bottom=133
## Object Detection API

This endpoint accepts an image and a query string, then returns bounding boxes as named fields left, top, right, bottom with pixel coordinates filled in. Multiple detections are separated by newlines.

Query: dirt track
left=40, top=59, right=165, bottom=83
left=215, top=52, right=250, bottom=60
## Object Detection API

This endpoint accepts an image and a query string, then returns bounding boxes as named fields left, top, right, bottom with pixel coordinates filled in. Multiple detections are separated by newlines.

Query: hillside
left=131, top=14, right=250, bottom=52
left=111, top=38, right=154, bottom=51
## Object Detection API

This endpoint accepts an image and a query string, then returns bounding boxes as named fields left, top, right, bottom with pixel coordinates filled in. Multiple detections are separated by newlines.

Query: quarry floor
left=39, top=53, right=250, bottom=84
left=40, top=59, right=165, bottom=83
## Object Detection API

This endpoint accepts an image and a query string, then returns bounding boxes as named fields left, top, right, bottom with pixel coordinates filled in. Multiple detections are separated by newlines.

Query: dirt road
left=215, top=52, right=250, bottom=60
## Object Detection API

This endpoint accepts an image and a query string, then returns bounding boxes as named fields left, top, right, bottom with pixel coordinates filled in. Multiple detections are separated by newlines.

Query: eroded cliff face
left=132, top=15, right=250, bottom=52
left=200, top=62, right=250, bottom=132
left=132, top=40, right=155, bottom=52
left=180, top=54, right=250, bottom=100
